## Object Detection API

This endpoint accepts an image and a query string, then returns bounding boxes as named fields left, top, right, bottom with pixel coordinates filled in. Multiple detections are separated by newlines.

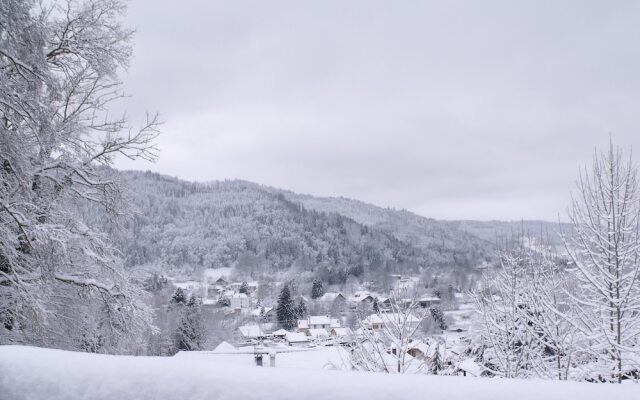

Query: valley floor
left=0, top=345, right=637, bottom=400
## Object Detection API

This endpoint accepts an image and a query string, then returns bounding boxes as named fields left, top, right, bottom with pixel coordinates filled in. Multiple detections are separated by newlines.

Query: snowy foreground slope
left=0, top=346, right=637, bottom=400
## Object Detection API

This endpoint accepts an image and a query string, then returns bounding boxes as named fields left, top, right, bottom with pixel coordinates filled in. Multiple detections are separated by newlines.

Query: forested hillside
left=88, top=171, right=500, bottom=289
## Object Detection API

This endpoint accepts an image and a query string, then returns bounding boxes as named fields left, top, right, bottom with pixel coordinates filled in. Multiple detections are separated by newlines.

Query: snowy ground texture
left=1, top=346, right=638, bottom=400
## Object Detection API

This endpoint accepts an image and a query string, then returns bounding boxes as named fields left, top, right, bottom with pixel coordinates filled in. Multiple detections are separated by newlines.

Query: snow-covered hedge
left=0, top=346, right=637, bottom=400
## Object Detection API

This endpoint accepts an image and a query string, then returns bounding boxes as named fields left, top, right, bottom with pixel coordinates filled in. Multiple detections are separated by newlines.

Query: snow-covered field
left=1, top=346, right=638, bottom=400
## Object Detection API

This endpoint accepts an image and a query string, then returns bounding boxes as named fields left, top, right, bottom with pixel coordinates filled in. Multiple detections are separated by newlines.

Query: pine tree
left=430, top=344, right=444, bottom=375
left=174, top=295, right=206, bottom=352
left=430, top=306, right=447, bottom=331
left=276, top=285, right=296, bottom=330
left=239, top=281, right=249, bottom=294
left=311, top=279, right=324, bottom=299
left=171, top=288, right=187, bottom=305
left=295, top=298, right=307, bottom=319
left=373, top=297, right=380, bottom=313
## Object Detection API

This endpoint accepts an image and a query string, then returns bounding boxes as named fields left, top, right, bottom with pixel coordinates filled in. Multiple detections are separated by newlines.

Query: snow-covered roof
left=237, top=325, right=264, bottom=338
left=362, top=314, right=384, bottom=325
left=330, top=318, right=341, bottom=328
left=308, top=316, right=331, bottom=325
left=250, top=307, right=273, bottom=317
left=272, top=329, right=288, bottom=336
left=172, top=280, right=200, bottom=290
left=213, top=341, right=236, bottom=353
left=232, top=293, right=248, bottom=299
left=319, top=292, right=344, bottom=302
left=203, top=267, right=232, bottom=282
left=363, top=313, right=421, bottom=326
left=458, top=358, right=483, bottom=377
left=407, top=340, right=431, bottom=355
left=407, top=339, right=445, bottom=358
left=285, top=332, right=309, bottom=343
left=331, top=327, right=352, bottom=337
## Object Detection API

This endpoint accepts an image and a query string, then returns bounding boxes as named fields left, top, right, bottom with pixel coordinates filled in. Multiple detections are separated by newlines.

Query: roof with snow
left=250, top=307, right=273, bottom=317
left=237, top=325, right=264, bottom=338
left=213, top=341, right=237, bottom=353
left=285, top=332, right=309, bottom=343
left=272, top=329, right=288, bottom=336
left=362, top=314, right=384, bottom=325
left=363, top=313, right=421, bottom=327
left=319, top=292, right=345, bottom=302
left=203, top=267, right=232, bottom=282
left=308, top=316, right=331, bottom=325
left=308, top=329, right=329, bottom=339
left=331, top=327, right=353, bottom=337
left=458, top=358, right=484, bottom=377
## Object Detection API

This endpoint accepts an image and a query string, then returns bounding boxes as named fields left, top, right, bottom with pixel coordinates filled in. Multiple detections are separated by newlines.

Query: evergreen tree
left=311, top=279, right=325, bottom=299
left=174, top=295, right=206, bottom=352
left=239, top=281, right=249, bottom=294
left=171, top=288, right=187, bottom=305
left=429, top=306, right=447, bottom=331
left=429, top=344, right=444, bottom=375
left=373, top=297, right=380, bottom=313
left=295, top=298, right=308, bottom=320
left=276, top=285, right=296, bottom=330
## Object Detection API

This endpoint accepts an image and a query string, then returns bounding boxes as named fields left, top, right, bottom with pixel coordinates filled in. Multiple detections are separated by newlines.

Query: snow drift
left=0, top=345, right=637, bottom=400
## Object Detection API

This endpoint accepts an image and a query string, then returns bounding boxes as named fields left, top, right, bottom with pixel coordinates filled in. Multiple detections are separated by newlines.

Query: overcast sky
left=114, top=0, right=640, bottom=221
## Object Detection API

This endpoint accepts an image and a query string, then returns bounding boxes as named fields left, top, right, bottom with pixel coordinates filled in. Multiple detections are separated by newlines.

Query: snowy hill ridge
left=1, top=345, right=636, bottom=400
left=98, top=170, right=502, bottom=282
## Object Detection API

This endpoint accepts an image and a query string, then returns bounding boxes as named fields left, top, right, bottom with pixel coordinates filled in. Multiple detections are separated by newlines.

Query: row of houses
left=319, top=290, right=441, bottom=309
left=236, top=314, right=356, bottom=347
left=236, top=309, right=427, bottom=347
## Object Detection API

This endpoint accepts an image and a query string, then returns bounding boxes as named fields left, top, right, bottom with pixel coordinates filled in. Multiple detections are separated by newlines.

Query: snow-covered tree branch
left=0, top=0, right=160, bottom=353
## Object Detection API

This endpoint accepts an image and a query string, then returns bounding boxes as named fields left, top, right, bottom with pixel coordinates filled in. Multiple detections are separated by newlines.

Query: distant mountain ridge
left=87, top=170, right=561, bottom=290
left=278, top=189, right=564, bottom=250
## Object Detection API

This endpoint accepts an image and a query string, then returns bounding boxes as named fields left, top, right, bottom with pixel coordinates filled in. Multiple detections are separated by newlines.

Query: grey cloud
left=115, top=0, right=640, bottom=220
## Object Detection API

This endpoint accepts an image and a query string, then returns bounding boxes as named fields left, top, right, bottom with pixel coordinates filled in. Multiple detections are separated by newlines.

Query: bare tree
left=0, top=0, right=160, bottom=353
left=351, top=290, right=428, bottom=374
left=472, top=249, right=542, bottom=378
left=562, top=142, right=640, bottom=383
left=524, top=248, right=578, bottom=380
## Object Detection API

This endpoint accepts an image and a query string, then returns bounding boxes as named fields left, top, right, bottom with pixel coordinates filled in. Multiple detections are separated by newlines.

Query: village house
left=297, top=315, right=334, bottom=335
left=417, top=296, right=441, bottom=308
left=362, top=314, right=384, bottom=330
left=319, top=292, right=346, bottom=303
left=230, top=293, right=251, bottom=310
left=285, top=332, right=310, bottom=347
left=330, top=327, right=353, bottom=338
left=235, top=324, right=265, bottom=342
left=250, top=306, right=274, bottom=322
left=363, top=313, right=421, bottom=331
left=272, top=329, right=288, bottom=339
left=214, top=277, right=228, bottom=286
